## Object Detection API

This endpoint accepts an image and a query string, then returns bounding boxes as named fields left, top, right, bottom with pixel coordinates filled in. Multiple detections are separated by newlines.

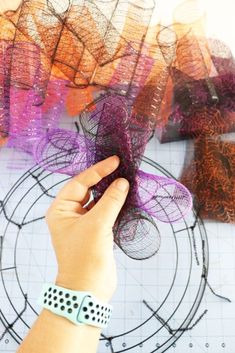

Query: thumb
left=91, top=178, right=129, bottom=228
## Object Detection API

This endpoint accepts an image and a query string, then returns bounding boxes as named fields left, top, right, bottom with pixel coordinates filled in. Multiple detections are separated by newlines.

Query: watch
left=38, top=283, right=113, bottom=329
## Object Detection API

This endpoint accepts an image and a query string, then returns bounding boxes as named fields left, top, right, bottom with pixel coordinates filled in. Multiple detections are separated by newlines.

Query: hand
left=45, top=155, right=129, bottom=302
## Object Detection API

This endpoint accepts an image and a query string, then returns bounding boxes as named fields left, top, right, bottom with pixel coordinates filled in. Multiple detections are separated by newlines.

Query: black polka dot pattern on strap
left=39, top=284, right=112, bottom=328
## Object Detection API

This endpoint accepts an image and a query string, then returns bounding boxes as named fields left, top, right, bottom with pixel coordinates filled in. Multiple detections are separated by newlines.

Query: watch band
left=38, top=283, right=113, bottom=329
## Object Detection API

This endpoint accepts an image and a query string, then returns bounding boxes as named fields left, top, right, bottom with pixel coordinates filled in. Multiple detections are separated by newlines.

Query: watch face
left=0, top=149, right=208, bottom=353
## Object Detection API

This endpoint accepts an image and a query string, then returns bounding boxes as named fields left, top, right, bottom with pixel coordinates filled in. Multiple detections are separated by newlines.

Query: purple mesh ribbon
left=0, top=41, right=10, bottom=140
left=0, top=39, right=68, bottom=150
left=33, top=95, right=192, bottom=260
left=4, top=42, right=68, bottom=152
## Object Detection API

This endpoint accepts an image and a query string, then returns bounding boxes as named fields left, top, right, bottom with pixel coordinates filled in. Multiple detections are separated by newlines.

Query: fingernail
left=111, top=155, right=120, bottom=164
left=115, top=178, right=129, bottom=192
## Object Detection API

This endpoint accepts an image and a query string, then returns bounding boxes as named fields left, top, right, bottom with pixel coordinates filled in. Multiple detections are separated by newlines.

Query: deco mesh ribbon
left=180, top=136, right=235, bottom=223
left=151, top=1, right=235, bottom=223
left=33, top=95, right=192, bottom=259
left=0, top=0, right=234, bottom=224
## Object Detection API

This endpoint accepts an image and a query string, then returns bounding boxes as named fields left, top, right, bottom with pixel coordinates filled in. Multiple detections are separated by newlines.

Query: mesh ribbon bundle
left=0, top=0, right=233, bottom=228
left=34, top=95, right=192, bottom=259
left=181, top=136, right=235, bottom=223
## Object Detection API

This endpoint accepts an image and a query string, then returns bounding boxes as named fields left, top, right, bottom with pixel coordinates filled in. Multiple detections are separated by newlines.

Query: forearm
left=16, top=157, right=125, bottom=353
left=17, top=309, right=101, bottom=353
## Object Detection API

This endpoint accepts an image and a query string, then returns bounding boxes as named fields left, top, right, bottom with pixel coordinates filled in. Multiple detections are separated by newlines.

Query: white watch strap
left=38, top=283, right=113, bottom=329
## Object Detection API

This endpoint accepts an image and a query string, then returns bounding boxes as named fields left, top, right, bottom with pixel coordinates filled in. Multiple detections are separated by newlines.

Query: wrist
left=38, top=283, right=113, bottom=329
left=55, top=273, right=112, bottom=302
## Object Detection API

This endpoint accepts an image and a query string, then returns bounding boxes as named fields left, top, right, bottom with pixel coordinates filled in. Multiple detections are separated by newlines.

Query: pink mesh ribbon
left=0, top=40, right=68, bottom=152
left=34, top=95, right=192, bottom=260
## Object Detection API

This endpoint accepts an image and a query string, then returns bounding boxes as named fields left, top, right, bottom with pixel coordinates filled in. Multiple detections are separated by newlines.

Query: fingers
left=89, top=178, right=129, bottom=229
left=55, top=155, right=120, bottom=205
